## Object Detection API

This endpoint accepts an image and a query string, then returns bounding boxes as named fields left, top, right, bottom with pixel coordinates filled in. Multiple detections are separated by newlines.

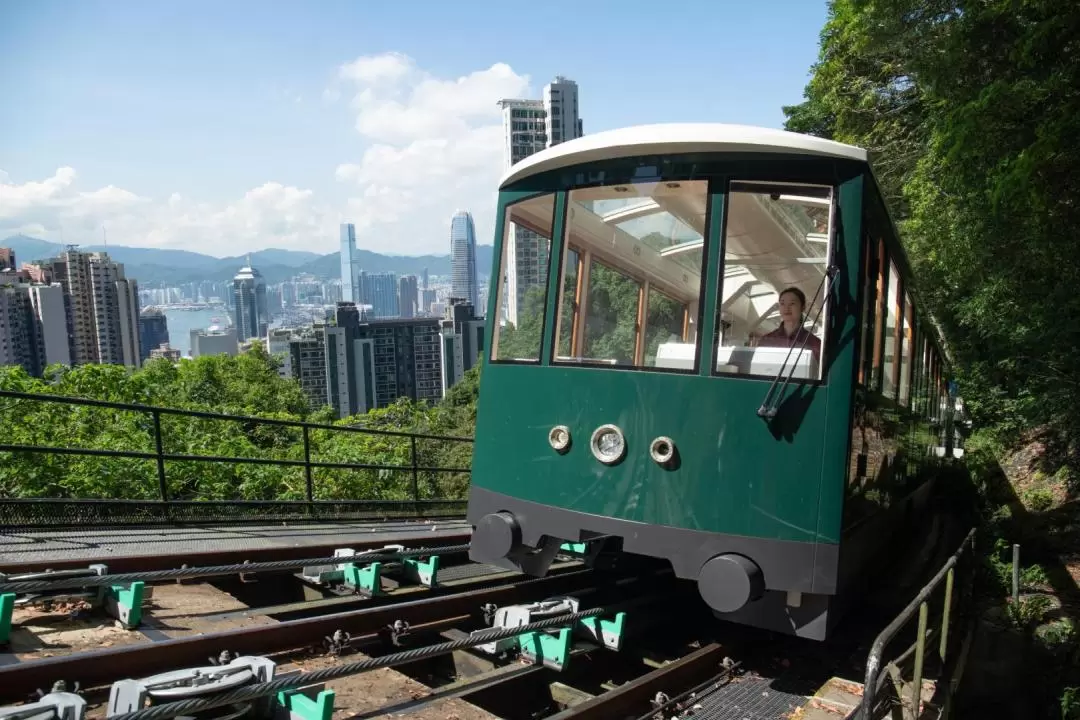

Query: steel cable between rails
left=0, top=544, right=471, bottom=594
left=107, top=607, right=609, bottom=720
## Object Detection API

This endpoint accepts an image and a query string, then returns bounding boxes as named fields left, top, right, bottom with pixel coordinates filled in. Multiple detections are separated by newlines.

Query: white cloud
left=334, top=52, right=530, bottom=254
left=0, top=167, right=337, bottom=257
left=1, top=53, right=529, bottom=259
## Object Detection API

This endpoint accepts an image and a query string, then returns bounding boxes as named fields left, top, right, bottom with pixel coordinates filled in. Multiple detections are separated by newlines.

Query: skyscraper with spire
left=233, top=254, right=268, bottom=341
left=449, top=210, right=479, bottom=311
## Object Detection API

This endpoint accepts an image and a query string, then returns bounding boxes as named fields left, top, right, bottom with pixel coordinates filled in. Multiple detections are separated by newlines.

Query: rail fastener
left=104, top=604, right=620, bottom=720
left=0, top=565, right=146, bottom=639
left=107, top=654, right=335, bottom=720
left=0, top=567, right=602, bottom=701
left=0, top=690, right=86, bottom=720
left=301, top=545, right=443, bottom=596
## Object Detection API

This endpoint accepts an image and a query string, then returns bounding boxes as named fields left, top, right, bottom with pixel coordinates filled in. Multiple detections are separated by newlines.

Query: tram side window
left=917, top=336, right=930, bottom=416
left=714, top=181, right=833, bottom=381
left=553, top=180, right=709, bottom=370
left=881, top=262, right=901, bottom=398
left=899, top=292, right=913, bottom=406
left=490, top=193, right=556, bottom=362
left=857, top=230, right=876, bottom=386
left=870, top=238, right=887, bottom=391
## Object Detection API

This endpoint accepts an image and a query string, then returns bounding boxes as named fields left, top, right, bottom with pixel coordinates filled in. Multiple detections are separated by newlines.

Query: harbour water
left=157, top=307, right=228, bottom=358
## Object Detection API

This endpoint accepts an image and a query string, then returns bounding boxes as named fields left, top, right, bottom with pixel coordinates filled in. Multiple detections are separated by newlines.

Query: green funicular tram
left=467, top=123, right=961, bottom=640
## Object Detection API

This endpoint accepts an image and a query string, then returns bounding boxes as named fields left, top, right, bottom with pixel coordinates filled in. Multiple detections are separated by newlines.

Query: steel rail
left=0, top=543, right=470, bottom=594
left=108, top=607, right=613, bottom=720
left=0, top=528, right=472, bottom=574
left=548, top=642, right=731, bottom=720
left=0, top=568, right=601, bottom=701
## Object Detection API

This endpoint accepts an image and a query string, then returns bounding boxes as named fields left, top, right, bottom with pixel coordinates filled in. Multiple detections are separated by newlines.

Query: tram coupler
left=0, top=691, right=86, bottom=720
left=0, top=565, right=146, bottom=637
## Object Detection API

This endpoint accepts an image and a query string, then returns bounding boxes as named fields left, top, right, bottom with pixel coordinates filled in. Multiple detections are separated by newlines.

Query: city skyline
left=0, top=2, right=828, bottom=259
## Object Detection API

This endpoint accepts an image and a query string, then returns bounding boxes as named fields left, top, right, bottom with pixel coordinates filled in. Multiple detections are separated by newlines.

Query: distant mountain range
left=1, top=235, right=496, bottom=286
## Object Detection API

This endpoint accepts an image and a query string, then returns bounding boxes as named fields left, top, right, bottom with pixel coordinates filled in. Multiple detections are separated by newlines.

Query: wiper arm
left=757, top=265, right=839, bottom=419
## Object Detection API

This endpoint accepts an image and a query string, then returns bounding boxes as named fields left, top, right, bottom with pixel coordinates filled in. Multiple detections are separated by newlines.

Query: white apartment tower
left=498, top=76, right=582, bottom=326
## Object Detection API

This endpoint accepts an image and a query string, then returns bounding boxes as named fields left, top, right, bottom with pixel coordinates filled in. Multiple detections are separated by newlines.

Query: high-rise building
left=361, top=271, right=399, bottom=318
left=138, top=309, right=170, bottom=361
left=340, top=223, right=359, bottom=303
left=232, top=258, right=268, bottom=342
left=0, top=248, right=14, bottom=271
left=398, top=275, right=419, bottom=319
left=287, top=326, right=328, bottom=410
left=0, top=276, right=71, bottom=376
left=24, top=249, right=141, bottom=368
left=449, top=210, right=479, bottom=311
left=498, top=76, right=583, bottom=325
left=190, top=326, right=239, bottom=358
left=439, top=301, right=485, bottom=394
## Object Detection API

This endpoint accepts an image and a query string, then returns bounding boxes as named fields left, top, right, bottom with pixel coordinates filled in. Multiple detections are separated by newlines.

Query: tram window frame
left=870, top=237, right=887, bottom=393
left=711, top=179, right=835, bottom=383
left=551, top=179, right=712, bottom=374
left=857, top=227, right=877, bottom=387
left=881, top=260, right=901, bottom=399
left=898, top=291, right=914, bottom=407
left=489, top=192, right=558, bottom=364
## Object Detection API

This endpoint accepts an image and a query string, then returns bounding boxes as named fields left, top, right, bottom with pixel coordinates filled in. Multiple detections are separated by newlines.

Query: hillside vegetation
left=0, top=345, right=477, bottom=503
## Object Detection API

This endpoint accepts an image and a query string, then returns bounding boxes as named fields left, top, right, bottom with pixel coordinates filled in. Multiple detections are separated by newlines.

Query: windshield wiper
left=757, top=265, right=839, bottom=419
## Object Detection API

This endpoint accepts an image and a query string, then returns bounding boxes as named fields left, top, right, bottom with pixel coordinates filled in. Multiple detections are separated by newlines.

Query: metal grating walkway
left=679, top=673, right=807, bottom=719
left=0, top=519, right=471, bottom=566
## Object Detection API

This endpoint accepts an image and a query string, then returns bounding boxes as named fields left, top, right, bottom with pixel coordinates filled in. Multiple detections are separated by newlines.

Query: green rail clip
left=105, top=582, right=145, bottom=629
left=276, top=688, right=335, bottom=720
left=344, top=562, right=383, bottom=596
left=403, top=555, right=440, bottom=587
left=0, top=592, right=14, bottom=645
left=580, top=611, right=626, bottom=651
left=518, top=627, right=573, bottom=671
left=559, top=542, right=587, bottom=555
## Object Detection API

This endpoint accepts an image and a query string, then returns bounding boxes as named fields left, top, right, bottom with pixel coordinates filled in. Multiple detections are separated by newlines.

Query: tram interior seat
left=651, top=342, right=817, bottom=379
left=717, top=345, right=817, bottom=379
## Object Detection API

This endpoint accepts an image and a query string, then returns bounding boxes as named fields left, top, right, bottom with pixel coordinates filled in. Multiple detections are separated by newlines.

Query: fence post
left=911, top=601, right=928, bottom=719
left=152, top=410, right=169, bottom=505
left=939, top=566, right=954, bottom=661
left=410, top=436, right=420, bottom=514
left=1011, top=543, right=1020, bottom=602
left=303, top=426, right=314, bottom=518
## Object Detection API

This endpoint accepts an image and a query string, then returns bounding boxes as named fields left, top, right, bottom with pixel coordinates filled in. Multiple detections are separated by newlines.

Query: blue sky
left=0, top=0, right=828, bottom=257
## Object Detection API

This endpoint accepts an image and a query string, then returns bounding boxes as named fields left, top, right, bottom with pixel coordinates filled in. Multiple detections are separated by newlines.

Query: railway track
left=0, top=514, right=972, bottom=719
left=2, top=557, right=749, bottom=720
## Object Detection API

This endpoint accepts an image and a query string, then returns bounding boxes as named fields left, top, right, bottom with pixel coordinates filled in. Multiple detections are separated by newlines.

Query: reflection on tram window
left=553, top=180, right=709, bottom=371
left=714, top=181, right=833, bottom=381
left=490, top=193, right=555, bottom=362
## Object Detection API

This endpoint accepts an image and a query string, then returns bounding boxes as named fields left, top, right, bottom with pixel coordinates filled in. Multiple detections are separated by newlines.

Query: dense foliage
left=0, top=344, right=477, bottom=502
left=785, top=0, right=1080, bottom=452
left=784, top=2, right=1080, bottom=711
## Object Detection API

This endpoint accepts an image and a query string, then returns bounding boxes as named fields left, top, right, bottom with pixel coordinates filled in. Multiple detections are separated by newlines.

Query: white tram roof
left=499, top=123, right=868, bottom=189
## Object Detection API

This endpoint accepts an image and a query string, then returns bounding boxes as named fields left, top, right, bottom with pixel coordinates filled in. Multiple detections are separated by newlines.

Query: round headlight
left=548, top=425, right=571, bottom=453
left=590, top=424, right=626, bottom=465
